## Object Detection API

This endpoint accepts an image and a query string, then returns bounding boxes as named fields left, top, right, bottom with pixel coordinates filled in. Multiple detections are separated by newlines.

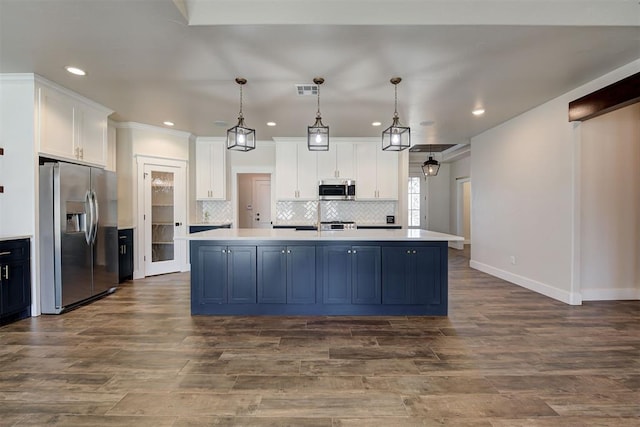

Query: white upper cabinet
left=275, top=140, right=318, bottom=200
left=355, top=142, right=398, bottom=200
left=36, top=80, right=112, bottom=167
left=317, top=142, right=355, bottom=180
left=195, top=138, right=226, bottom=200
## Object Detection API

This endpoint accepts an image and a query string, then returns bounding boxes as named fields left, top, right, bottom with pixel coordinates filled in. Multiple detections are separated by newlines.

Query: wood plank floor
left=1, top=247, right=638, bottom=426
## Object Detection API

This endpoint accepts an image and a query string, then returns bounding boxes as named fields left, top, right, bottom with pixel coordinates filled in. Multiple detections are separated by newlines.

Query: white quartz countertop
left=0, top=235, right=32, bottom=242
left=181, top=228, right=463, bottom=242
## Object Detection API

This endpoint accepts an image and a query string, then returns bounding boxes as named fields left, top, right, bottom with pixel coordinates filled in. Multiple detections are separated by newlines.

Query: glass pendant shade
left=382, top=77, right=410, bottom=151
left=227, top=77, right=256, bottom=151
left=422, top=156, right=440, bottom=177
left=382, top=116, right=410, bottom=151
left=307, top=77, right=329, bottom=151
left=227, top=117, right=255, bottom=151
left=308, top=117, right=329, bottom=151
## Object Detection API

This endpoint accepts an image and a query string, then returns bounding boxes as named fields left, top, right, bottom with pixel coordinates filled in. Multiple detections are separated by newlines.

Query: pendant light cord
left=316, top=85, right=321, bottom=118
left=238, top=83, right=244, bottom=119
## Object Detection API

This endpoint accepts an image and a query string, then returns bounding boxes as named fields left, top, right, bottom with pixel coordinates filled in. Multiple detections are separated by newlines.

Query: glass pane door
left=151, top=171, right=175, bottom=262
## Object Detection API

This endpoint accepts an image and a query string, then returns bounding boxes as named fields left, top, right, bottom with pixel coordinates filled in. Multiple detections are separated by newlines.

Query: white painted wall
left=425, top=162, right=451, bottom=234
left=449, top=155, right=471, bottom=248
left=580, top=103, right=640, bottom=300
left=0, top=76, right=36, bottom=239
left=470, top=58, right=640, bottom=305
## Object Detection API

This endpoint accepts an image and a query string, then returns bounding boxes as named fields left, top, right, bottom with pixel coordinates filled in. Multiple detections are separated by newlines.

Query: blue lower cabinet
left=257, top=246, right=287, bottom=303
left=191, top=240, right=447, bottom=315
left=382, top=246, right=443, bottom=305
left=322, top=245, right=352, bottom=304
left=258, top=246, right=316, bottom=304
left=322, top=245, right=381, bottom=305
left=193, top=244, right=256, bottom=306
left=286, top=246, right=316, bottom=304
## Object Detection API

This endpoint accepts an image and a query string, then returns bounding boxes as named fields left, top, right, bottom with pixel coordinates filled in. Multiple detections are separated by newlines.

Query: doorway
left=137, top=156, right=187, bottom=277
left=238, top=173, right=272, bottom=228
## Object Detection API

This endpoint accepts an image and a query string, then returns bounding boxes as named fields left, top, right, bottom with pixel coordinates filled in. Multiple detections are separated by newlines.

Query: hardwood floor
left=1, top=247, right=638, bottom=426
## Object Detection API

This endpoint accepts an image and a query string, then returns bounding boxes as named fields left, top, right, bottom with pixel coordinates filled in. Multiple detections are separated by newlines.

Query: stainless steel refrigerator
left=39, top=161, right=118, bottom=314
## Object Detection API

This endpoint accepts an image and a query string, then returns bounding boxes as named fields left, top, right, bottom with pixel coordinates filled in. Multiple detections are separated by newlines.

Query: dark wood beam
left=568, top=72, right=640, bottom=122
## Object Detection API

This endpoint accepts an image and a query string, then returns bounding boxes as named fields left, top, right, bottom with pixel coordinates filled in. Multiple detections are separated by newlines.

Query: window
left=408, top=176, right=421, bottom=227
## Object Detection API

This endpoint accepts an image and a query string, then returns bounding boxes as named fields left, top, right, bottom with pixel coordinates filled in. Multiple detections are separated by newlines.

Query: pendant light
left=307, top=77, right=329, bottom=151
left=422, top=146, right=440, bottom=177
left=227, top=77, right=255, bottom=151
left=382, top=77, right=410, bottom=151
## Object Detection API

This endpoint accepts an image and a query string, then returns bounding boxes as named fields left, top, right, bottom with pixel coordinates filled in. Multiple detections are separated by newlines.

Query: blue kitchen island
left=185, top=228, right=463, bottom=316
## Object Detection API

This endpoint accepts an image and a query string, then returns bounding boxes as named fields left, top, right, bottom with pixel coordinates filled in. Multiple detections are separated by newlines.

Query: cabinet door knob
left=347, top=250, right=352, bottom=254
left=287, top=250, right=291, bottom=254
left=281, top=250, right=285, bottom=254
left=406, top=250, right=411, bottom=254
left=352, top=250, right=357, bottom=254
left=412, top=250, right=416, bottom=254
left=222, top=249, right=226, bottom=254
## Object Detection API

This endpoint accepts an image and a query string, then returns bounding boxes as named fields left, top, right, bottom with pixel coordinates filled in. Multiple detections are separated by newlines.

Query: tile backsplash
left=196, top=200, right=398, bottom=226
left=197, top=200, right=232, bottom=224
left=275, top=200, right=397, bottom=225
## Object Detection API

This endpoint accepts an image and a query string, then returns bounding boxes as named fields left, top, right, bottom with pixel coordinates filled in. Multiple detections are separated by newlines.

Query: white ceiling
left=1, top=0, right=639, bottom=152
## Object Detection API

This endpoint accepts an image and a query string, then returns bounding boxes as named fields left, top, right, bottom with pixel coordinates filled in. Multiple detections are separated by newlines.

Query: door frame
left=231, top=166, right=274, bottom=229
left=135, top=155, right=188, bottom=278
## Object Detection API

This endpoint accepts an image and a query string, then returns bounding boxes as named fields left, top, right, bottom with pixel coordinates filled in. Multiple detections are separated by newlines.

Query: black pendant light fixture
left=422, top=146, right=440, bottom=177
left=382, top=77, right=410, bottom=151
left=227, top=77, right=255, bottom=151
left=307, top=77, right=329, bottom=151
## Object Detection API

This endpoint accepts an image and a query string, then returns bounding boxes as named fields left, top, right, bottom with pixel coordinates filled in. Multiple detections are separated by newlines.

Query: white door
left=143, top=163, right=186, bottom=276
left=252, top=178, right=272, bottom=229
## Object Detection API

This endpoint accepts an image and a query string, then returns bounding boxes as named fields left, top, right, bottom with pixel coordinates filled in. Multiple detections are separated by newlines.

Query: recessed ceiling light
left=163, top=121, right=174, bottom=127
left=65, top=66, right=86, bottom=76
left=266, top=122, right=276, bottom=127
left=371, top=121, right=382, bottom=127
left=472, top=108, right=485, bottom=116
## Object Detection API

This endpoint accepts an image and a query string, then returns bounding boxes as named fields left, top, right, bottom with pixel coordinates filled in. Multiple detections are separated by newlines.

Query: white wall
left=425, top=162, right=451, bottom=233
left=116, top=122, right=191, bottom=227
left=470, top=58, right=640, bottom=305
left=580, top=103, right=640, bottom=300
left=0, top=76, right=36, bottom=239
left=448, top=155, right=471, bottom=248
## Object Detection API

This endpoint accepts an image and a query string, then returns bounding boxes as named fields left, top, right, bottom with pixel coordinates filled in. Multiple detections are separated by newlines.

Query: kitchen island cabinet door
left=381, top=246, right=414, bottom=304
left=286, top=245, right=315, bottom=304
left=351, top=246, right=381, bottom=304
left=322, top=245, right=352, bottom=304
left=257, top=246, right=287, bottom=303
left=196, top=245, right=228, bottom=304
left=414, top=246, right=443, bottom=305
left=227, top=246, right=257, bottom=304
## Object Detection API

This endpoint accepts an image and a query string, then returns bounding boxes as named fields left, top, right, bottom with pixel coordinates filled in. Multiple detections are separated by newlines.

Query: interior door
left=143, top=163, right=185, bottom=276
left=252, top=178, right=272, bottom=229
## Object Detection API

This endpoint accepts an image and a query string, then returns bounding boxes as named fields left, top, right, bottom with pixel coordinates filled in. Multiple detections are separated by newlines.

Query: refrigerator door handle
left=84, top=190, right=93, bottom=245
left=91, top=190, right=99, bottom=245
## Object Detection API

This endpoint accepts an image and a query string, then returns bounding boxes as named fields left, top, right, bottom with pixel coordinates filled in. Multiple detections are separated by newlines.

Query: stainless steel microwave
left=318, top=179, right=356, bottom=200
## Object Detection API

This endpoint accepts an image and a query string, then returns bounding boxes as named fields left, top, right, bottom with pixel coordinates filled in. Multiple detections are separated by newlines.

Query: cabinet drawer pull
left=2, top=265, right=8, bottom=280
left=0, top=251, right=11, bottom=256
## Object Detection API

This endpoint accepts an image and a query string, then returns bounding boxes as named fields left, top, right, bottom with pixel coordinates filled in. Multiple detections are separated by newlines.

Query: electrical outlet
left=510, top=255, right=516, bottom=265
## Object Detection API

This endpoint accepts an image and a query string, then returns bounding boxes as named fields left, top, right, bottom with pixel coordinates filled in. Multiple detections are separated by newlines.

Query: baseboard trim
left=469, top=260, right=581, bottom=305
left=582, top=287, right=640, bottom=301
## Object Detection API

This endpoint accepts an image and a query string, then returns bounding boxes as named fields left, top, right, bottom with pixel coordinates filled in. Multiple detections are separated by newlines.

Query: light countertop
left=181, top=228, right=463, bottom=242
left=0, top=235, right=32, bottom=242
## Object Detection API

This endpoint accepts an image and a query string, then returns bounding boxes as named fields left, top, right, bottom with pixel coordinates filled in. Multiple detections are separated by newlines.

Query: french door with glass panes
left=143, top=163, right=186, bottom=276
